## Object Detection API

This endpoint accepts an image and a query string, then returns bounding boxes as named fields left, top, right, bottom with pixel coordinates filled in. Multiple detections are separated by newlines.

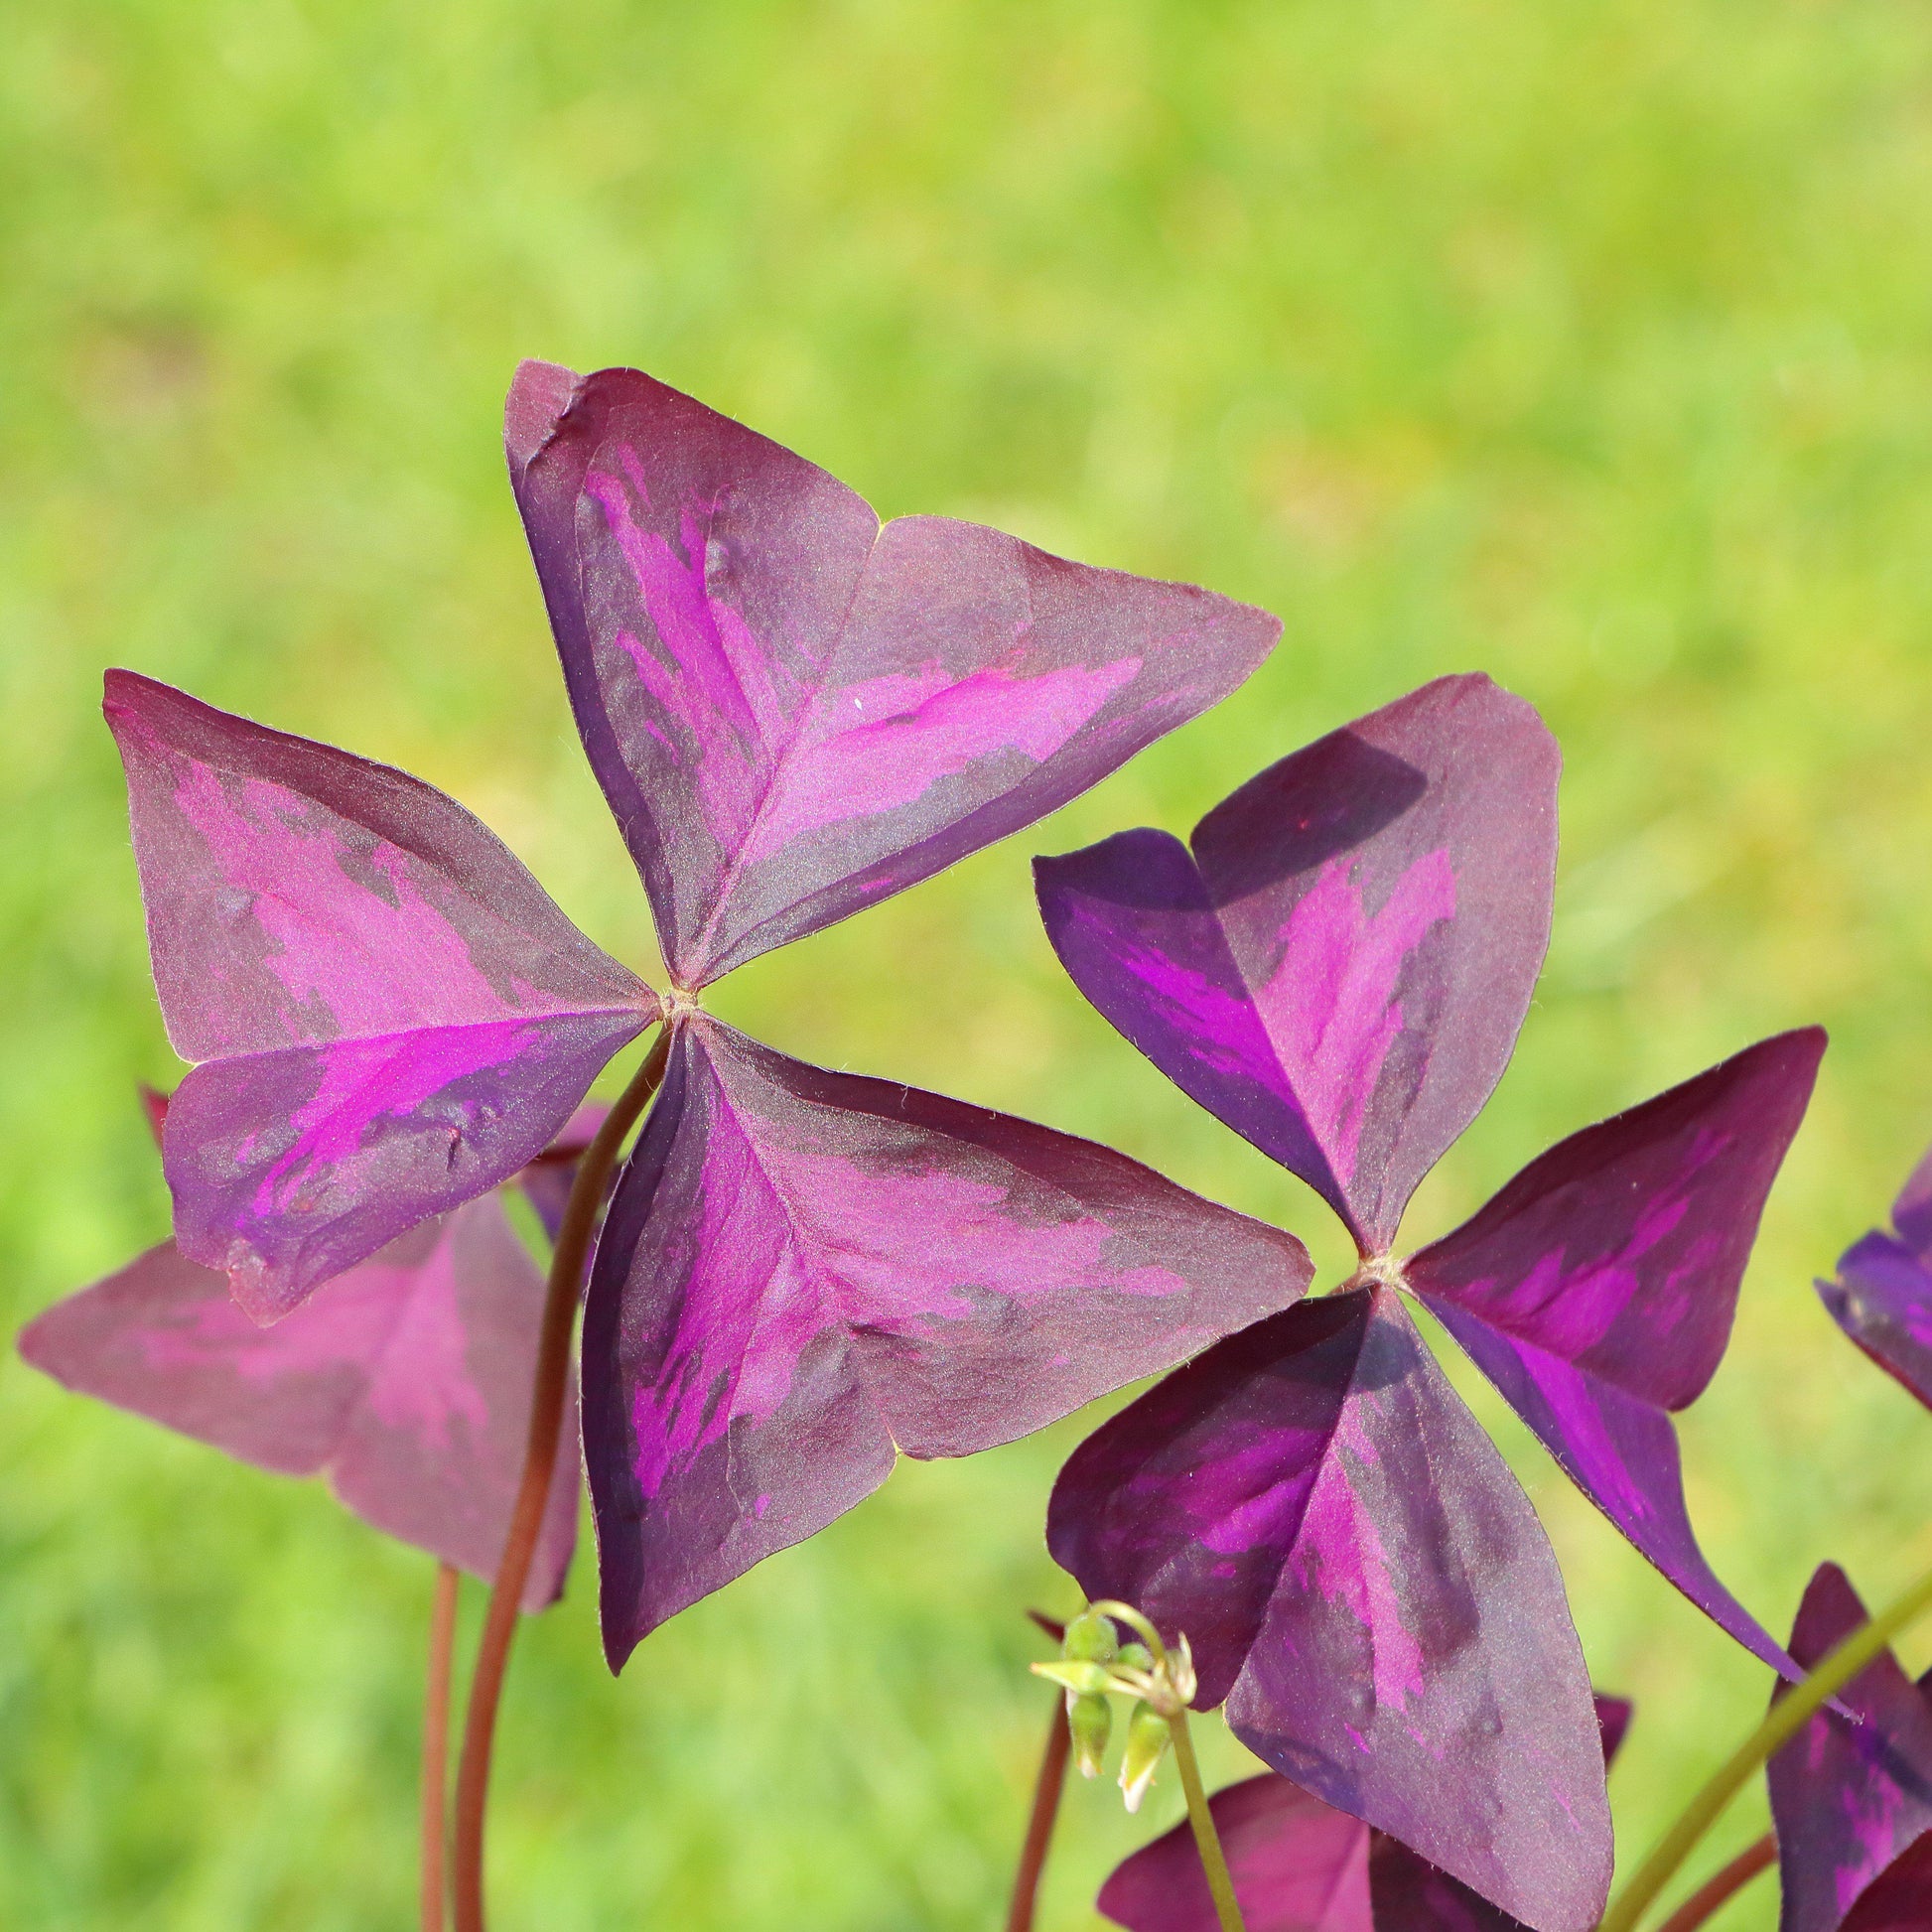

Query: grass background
left=5, top=0, right=1932, bottom=1924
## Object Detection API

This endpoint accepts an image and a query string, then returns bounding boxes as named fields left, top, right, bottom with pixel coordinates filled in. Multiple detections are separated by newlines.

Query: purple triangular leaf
left=1593, top=1694, right=1634, bottom=1769
left=1890, top=1145, right=1932, bottom=1256
left=1048, top=1287, right=1610, bottom=1932
left=1407, top=1029, right=1823, bottom=1678
left=1369, top=1834, right=1537, bottom=1932
left=1097, top=1774, right=1373, bottom=1932
left=506, top=361, right=1281, bottom=988
left=1768, top=1564, right=1932, bottom=1932
left=1099, top=1696, right=1631, bottom=1932
left=105, top=671, right=654, bottom=1319
left=581, top=1016, right=1307, bottom=1665
left=1036, top=675, right=1559, bottom=1254
left=1819, top=1143, right=1932, bottom=1412
left=18, top=1194, right=578, bottom=1607
left=1819, top=1234, right=1932, bottom=1412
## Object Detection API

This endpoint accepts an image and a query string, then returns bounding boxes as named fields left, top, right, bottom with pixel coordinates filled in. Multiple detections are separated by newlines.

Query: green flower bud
left=1115, top=1641, right=1155, bottom=1673
left=1062, top=1608, right=1118, bottom=1664
left=1031, top=1658, right=1113, bottom=1697
left=1118, top=1703, right=1171, bottom=1813
left=1067, top=1692, right=1111, bottom=1778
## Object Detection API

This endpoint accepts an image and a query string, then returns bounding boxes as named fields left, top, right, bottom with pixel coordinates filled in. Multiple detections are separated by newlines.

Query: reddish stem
left=421, top=1562, right=460, bottom=1932
left=1006, top=1692, right=1072, bottom=1932
left=451, top=1029, right=669, bottom=1932
left=1652, top=1835, right=1776, bottom=1932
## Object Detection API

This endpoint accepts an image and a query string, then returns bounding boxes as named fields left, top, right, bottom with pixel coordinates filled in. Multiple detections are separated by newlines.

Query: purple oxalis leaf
left=1036, top=675, right=1558, bottom=1255
left=1035, top=678, right=1819, bottom=1683
left=1049, top=1286, right=1611, bottom=1932
left=581, top=1016, right=1309, bottom=1666
left=1767, top=1564, right=1932, bottom=1932
left=1097, top=1698, right=1631, bottom=1932
left=1408, top=1029, right=1825, bottom=1679
left=506, top=360, right=1281, bottom=989
left=105, top=671, right=656, bottom=1319
left=1818, top=1140, right=1932, bottom=1412
left=19, top=1192, right=579, bottom=1607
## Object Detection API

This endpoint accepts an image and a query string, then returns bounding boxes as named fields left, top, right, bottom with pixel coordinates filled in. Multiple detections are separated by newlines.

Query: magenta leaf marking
left=1835, top=1836, right=1932, bottom=1932
left=506, top=360, right=1281, bottom=987
left=1099, top=1699, right=1631, bottom=1932
left=19, top=1194, right=578, bottom=1607
left=580, top=1016, right=1309, bottom=1666
left=1049, top=1287, right=1611, bottom=1932
left=1408, top=1029, right=1825, bottom=1678
left=105, top=671, right=653, bottom=1318
left=1037, top=674, right=1559, bottom=1253
left=1819, top=1140, right=1932, bottom=1413
left=1767, top=1565, right=1932, bottom=1932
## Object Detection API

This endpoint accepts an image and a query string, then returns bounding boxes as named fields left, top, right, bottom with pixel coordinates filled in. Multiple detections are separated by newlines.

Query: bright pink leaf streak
left=169, top=762, right=572, bottom=1037
left=1256, top=850, right=1456, bottom=1191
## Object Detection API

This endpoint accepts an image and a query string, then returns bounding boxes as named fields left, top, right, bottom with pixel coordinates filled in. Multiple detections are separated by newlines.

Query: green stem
left=1085, top=1601, right=1244, bottom=1930
left=1167, top=1710, right=1246, bottom=1932
left=1599, top=1553, right=1932, bottom=1932
left=452, top=1028, right=669, bottom=1932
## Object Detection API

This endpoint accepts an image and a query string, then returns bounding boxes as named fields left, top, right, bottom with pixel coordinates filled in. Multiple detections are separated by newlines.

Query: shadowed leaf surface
left=583, top=1016, right=1308, bottom=1665
left=1036, top=676, right=1557, bottom=1254
left=1409, top=1031, right=1823, bottom=1676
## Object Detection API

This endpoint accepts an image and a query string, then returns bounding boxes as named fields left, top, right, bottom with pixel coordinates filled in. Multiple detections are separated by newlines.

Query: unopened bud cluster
left=1031, top=1603, right=1196, bottom=1813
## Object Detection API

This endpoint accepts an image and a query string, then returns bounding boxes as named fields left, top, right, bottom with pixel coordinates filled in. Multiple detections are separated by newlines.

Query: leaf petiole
left=421, top=1562, right=460, bottom=1932
left=451, top=1028, right=671, bottom=1932
left=1005, top=1688, right=1072, bottom=1932
left=1651, top=1835, right=1775, bottom=1932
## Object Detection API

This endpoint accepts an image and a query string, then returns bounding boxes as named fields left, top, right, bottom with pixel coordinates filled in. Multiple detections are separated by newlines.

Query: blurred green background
left=5, top=0, right=1932, bottom=1925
